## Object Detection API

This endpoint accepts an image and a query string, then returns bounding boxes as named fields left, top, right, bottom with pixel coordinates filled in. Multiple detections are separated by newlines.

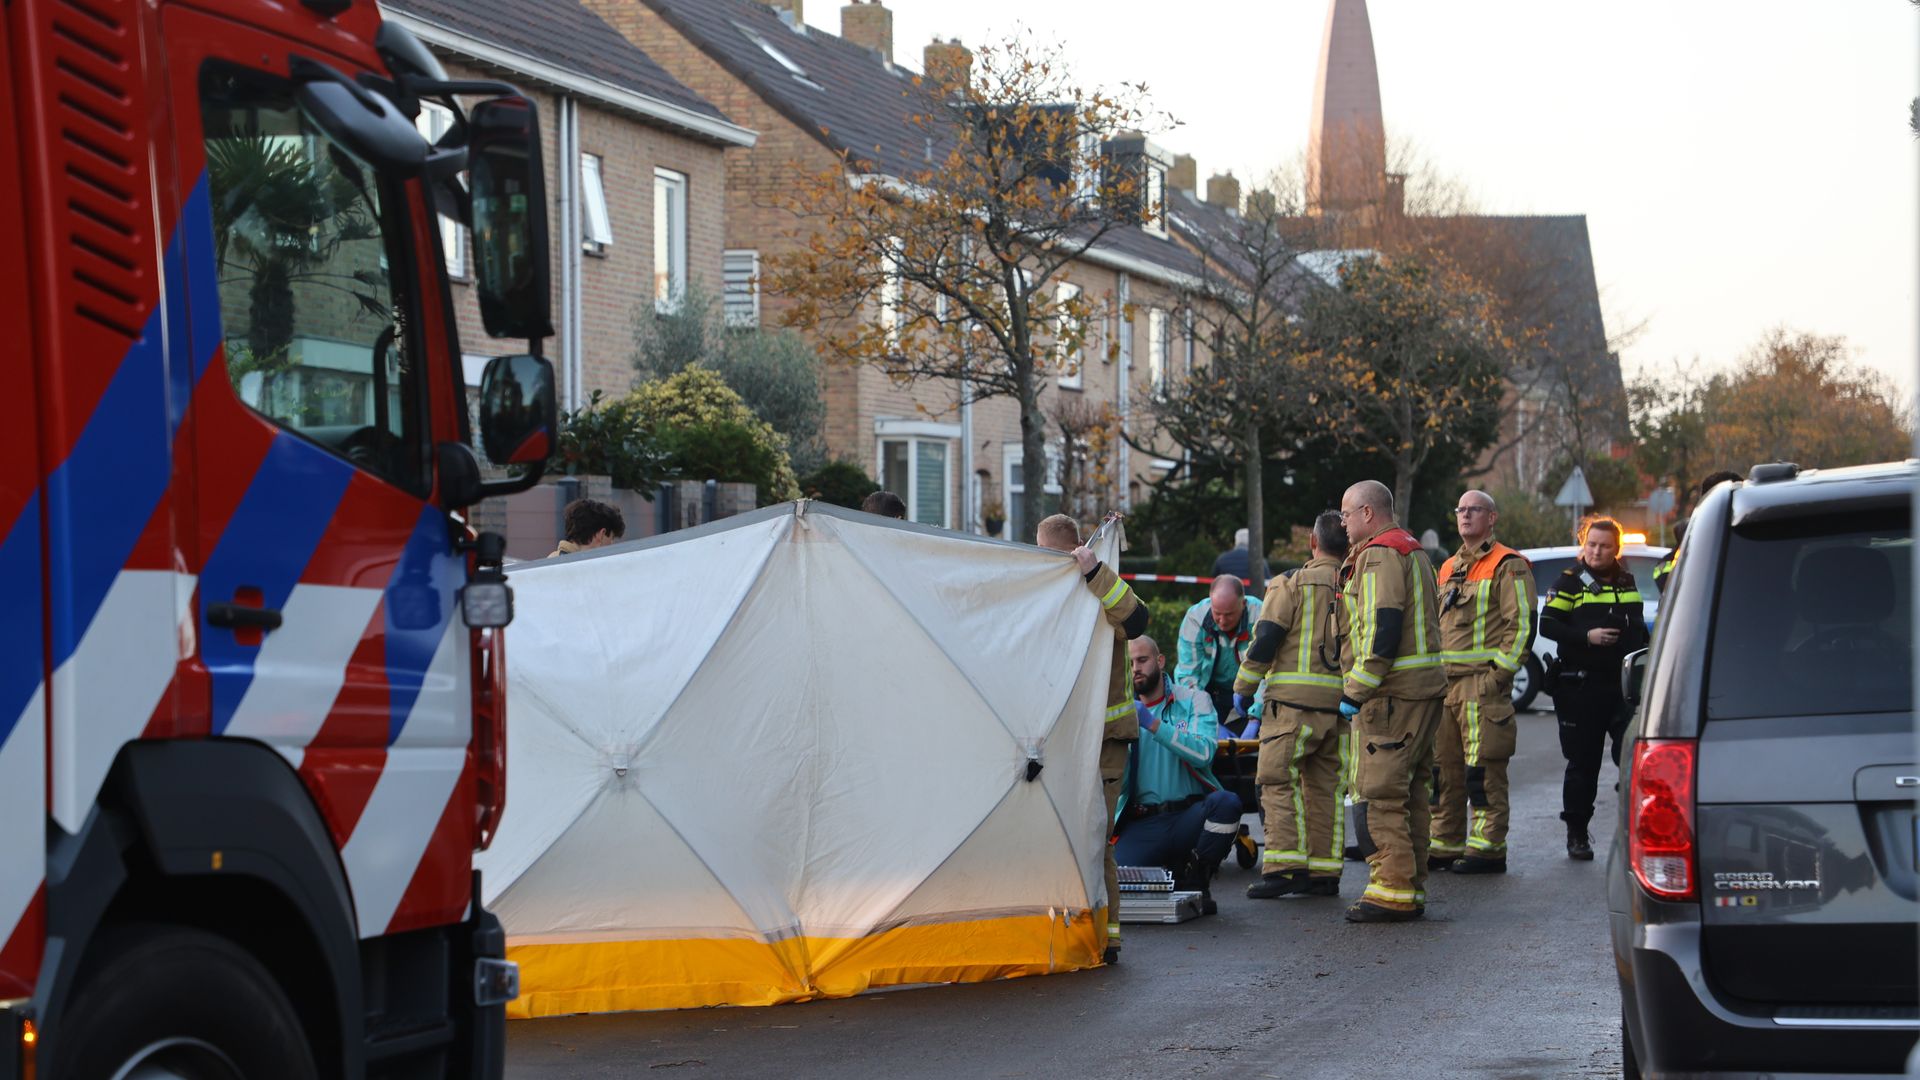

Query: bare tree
left=1142, top=176, right=1328, bottom=584
left=763, top=35, right=1167, bottom=533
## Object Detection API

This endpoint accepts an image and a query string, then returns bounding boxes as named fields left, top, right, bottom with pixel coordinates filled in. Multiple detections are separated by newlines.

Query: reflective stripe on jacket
left=1174, top=596, right=1260, bottom=691
left=1234, top=555, right=1346, bottom=712
left=1538, top=562, right=1648, bottom=677
left=1086, top=560, right=1149, bottom=740
left=1436, top=540, right=1536, bottom=676
left=1339, top=526, right=1446, bottom=702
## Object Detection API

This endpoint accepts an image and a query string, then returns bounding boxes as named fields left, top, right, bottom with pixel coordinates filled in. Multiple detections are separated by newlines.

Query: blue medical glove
left=1232, top=693, right=1251, bottom=716
left=1135, top=699, right=1160, bottom=733
left=1239, top=719, right=1260, bottom=740
left=1338, top=697, right=1361, bottom=719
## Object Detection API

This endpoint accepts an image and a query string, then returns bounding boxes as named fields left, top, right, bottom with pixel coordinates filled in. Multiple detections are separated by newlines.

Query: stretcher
left=1212, top=737, right=1261, bottom=869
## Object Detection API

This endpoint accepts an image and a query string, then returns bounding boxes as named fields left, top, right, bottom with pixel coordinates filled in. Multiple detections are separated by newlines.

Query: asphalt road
left=506, top=707, right=1623, bottom=1080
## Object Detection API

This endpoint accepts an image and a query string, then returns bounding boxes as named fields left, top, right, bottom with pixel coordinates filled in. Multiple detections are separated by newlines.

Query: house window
left=1148, top=307, right=1169, bottom=395
left=654, top=168, right=688, bottom=311
left=1003, top=442, right=1063, bottom=544
left=581, top=153, right=613, bottom=254
left=724, top=249, right=760, bottom=327
left=1142, top=163, right=1167, bottom=237
left=415, top=101, right=465, bottom=278
left=878, top=235, right=904, bottom=347
left=879, top=437, right=950, bottom=527
left=1055, top=280, right=1082, bottom=390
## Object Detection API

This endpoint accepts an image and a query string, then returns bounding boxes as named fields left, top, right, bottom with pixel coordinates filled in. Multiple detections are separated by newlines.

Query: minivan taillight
left=1629, top=739, right=1696, bottom=900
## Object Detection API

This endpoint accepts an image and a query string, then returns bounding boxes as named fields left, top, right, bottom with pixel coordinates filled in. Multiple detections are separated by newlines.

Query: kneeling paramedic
left=1234, top=511, right=1351, bottom=899
left=1430, top=490, right=1535, bottom=874
left=1114, top=636, right=1242, bottom=909
left=1038, top=513, right=1148, bottom=964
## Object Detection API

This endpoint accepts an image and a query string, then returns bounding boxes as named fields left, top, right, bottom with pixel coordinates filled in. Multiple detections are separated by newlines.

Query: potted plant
left=981, top=499, right=1006, bottom=538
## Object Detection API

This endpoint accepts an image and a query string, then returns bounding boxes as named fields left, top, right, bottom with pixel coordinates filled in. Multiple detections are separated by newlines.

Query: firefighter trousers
left=1352, top=695, right=1443, bottom=911
left=1100, top=737, right=1131, bottom=949
left=1432, top=669, right=1519, bottom=859
left=1255, top=705, right=1350, bottom=879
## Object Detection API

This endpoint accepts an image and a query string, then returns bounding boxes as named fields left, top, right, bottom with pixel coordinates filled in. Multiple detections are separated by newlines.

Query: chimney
left=1167, top=154, right=1198, bottom=197
left=923, top=38, right=971, bottom=93
left=761, top=0, right=803, bottom=27
left=840, top=0, right=892, bottom=62
left=1384, top=171, right=1407, bottom=217
left=1205, top=172, right=1242, bottom=213
left=1245, top=189, right=1278, bottom=222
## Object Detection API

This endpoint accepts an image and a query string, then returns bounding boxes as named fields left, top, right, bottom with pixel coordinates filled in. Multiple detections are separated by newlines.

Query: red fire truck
left=1, top=0, right=557, bottom=1075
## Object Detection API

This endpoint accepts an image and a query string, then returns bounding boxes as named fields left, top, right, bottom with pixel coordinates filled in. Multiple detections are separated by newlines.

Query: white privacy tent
left=478, top=502, right=1122, bottom=1015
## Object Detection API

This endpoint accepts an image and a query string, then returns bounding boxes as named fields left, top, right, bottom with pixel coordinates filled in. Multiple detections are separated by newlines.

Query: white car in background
left=1508, top=542, right=1671, bottom=712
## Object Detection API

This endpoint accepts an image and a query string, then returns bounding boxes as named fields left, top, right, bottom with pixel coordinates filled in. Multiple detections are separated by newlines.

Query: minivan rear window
left=1706, top=512, right=1912, bottom=720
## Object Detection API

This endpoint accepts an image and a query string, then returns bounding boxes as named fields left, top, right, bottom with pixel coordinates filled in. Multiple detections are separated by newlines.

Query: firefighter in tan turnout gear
left=1235, top=511, right=1352, bottom=900
left=1038, top=514, right=1149, bottom=965
left=1336, top=480, right=1448, bottom=923
left=1430, top=490, right=1536, bottom=874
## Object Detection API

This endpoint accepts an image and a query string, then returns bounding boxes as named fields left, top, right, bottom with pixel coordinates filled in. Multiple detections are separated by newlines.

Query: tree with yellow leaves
left=762, top=34, right=1164, bottom=534
left=1306, top=252, right=1514, bottom=517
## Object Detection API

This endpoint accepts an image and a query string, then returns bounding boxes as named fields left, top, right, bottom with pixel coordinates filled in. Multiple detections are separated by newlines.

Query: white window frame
left=878, top=235, right=904, bottom=348
left=416, top=102, right=465, bottom=278
left=876, top=435, right=953, bottom=529
left=724, top=248, right=760, bottom=327
left=581, top=152, right=613, bottom=253
left=1142, top=163, right=1167, bottom=238
left=1148, top=307, right=1169, bottom=396
left=1054, top=280, right=1083, bottom=390
left=654, top=167, right=688, bottom=312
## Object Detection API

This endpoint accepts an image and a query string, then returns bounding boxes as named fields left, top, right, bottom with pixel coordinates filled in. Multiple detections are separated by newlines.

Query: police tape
left=1119, top=574, right=1255, bottom=586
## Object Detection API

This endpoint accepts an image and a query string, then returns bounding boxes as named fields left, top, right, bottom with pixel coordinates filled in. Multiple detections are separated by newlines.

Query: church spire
left=1307, top=0, right=1386, bottom=214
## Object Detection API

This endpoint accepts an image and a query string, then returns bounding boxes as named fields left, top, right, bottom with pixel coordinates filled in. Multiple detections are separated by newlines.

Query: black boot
left=1300, top=877, right=1341, bottom=897
left=1344, top=900, right=1420, bottom=923
left=1246, top=871, right=1306, bottom=899
left=1343, top=844, right=1365, bottom=862
left=1567, top=828, right=1594, bottom=861
left=1427, top=854, right=1460, bottom=872
left=1453, top=855, right=1507, bottom=875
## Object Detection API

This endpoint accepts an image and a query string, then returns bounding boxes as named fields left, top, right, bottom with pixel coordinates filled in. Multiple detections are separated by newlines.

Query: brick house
left=582, top=0, right=1214, bottom=540
left=380, top=0, right=756, bottom=416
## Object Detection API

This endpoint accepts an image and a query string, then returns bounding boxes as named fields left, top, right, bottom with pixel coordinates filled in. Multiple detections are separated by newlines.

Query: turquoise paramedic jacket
left=1173, top=596, right=1261, bottom=692
left=1116, top=676, right=1222, bottom=823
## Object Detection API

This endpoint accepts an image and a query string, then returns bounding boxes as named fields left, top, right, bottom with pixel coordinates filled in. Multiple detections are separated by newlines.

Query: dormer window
left=1100, top=133, right=1174, bottom=234
left=1142, top=163, right=1167, bottom=237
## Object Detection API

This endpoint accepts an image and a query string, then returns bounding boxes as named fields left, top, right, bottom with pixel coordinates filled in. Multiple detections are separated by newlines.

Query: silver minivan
left=1611, top=461, right=1918, bottom=1077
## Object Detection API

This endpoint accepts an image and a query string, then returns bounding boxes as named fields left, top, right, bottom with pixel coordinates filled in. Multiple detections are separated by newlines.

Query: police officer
left=1540, top=515, right=1647, bottom=861
left=1037, top=513, right=1149, bottom=963
left=1431, top=490, right=1535, bottom=875
left=1336, top=481, right=1447, bottom=923
left=1236, top=511, right=1351, bottom=899
left=1174, top=576, right=1261, bottom=732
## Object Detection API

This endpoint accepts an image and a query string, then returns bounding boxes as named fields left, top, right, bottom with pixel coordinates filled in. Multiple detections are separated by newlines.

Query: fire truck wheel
left=51, top=924, right=320, bottom=1080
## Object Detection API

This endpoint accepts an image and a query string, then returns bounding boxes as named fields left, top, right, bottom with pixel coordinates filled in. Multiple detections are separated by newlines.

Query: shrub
left=800, top=460, right=881, bottom=508
left=624, top=368, right=800, bottom=503
left=546, top=390, right=668, bottom=492
left=657, top=420, right=785, bottom=497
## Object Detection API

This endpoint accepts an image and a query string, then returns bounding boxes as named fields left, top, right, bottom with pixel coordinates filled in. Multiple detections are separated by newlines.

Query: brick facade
left=583, top=0, right=1200, bottom=538
left=432, top=57, right=728, bottom=408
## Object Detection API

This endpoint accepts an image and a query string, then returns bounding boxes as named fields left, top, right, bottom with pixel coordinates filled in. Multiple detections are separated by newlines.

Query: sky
left=798, top=0, right=1919, bottom=396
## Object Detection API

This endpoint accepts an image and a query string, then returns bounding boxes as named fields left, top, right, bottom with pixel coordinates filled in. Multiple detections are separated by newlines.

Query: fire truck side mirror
left=472, top=354, right=557, bottom=500
left=469, top=95, right=554, bottom=341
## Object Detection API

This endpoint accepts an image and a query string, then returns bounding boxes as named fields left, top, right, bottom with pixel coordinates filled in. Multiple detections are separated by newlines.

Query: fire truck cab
left=1, top=0, right=555, bottom=1075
